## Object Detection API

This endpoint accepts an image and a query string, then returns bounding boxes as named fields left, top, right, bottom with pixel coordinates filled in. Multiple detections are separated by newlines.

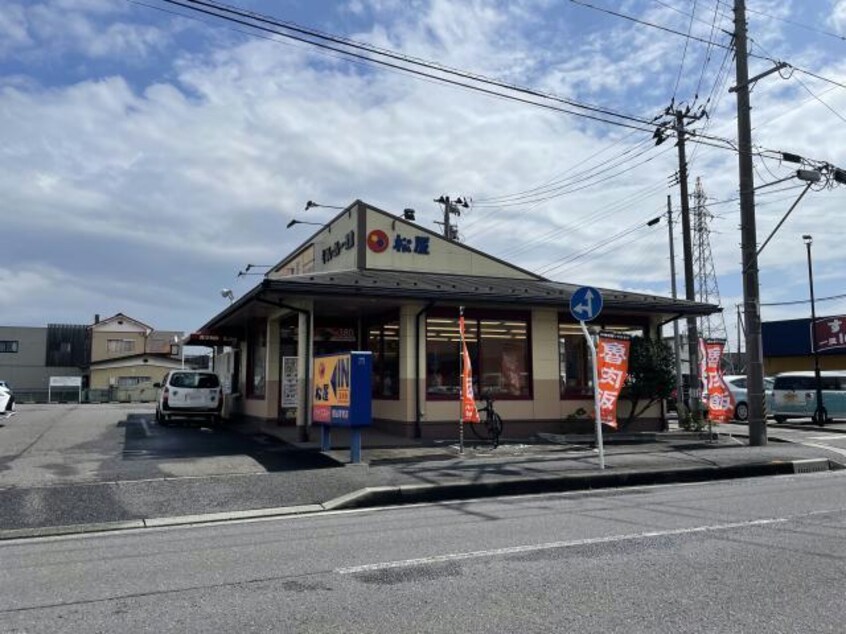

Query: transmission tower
left=692, top=177, right=728, bottom=341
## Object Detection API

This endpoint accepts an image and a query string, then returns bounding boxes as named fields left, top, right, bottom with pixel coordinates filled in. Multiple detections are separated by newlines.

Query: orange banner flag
left=459, top=315, right=480, bottom=423
left=596, top=333, right=632, bottom=429
left=702, top=339, right=734, bottom=423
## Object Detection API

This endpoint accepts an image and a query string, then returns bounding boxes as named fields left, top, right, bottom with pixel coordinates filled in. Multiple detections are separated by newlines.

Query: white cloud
left=1, top=0, right=844, bottom=334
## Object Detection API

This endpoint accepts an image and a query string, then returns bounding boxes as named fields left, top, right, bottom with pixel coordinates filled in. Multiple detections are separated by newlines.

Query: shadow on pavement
left=121, top=413, right=340, bottom=472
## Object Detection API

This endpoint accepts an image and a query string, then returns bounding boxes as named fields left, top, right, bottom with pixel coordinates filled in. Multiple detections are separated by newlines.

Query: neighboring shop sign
left=813, top=315, right=846, bottom=352
left=366, top=229, right=430, bottom=255
left=281, top=356, right=298, bottom=408
left=49, top=376, right=83, bottom=387
left=700, top=338, right=734, bottom=423
left=322, top=231, right=355, bottom=263
left=312, top=352, right=372, bottom=427
left=315, top=327, right=356, bottom=342
left=596, top=333, right=631, bottom=429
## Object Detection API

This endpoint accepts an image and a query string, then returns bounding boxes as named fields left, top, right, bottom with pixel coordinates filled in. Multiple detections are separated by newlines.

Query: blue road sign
left=570, top=286, right=603, bottom=322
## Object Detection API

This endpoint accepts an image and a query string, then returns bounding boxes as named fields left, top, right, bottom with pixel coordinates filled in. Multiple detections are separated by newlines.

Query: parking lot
left=0, top=404, right=336, bottom=490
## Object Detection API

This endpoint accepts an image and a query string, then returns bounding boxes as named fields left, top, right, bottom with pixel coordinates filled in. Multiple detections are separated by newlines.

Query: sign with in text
left=312, top=352, right=372, bottom=427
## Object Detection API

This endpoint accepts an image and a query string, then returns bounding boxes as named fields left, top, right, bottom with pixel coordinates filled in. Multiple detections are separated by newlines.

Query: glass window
left=117, top=376, right=152, bottom=388
left=426, top=314, right=528, bottom=399
left=169, top=372, right=220, bottom=389
left=107, top=339, right=135, bottom=354
left=559, top=324, right=591, bottom=397
left=367, top=319, right=400, bottom=399
left=0, top=340, right=19, bottom=353
left=479, top=319, right=530, bottom=397
left=248, top=321, right=267, bottom=398
left=559, top=321, right=645, bottom=398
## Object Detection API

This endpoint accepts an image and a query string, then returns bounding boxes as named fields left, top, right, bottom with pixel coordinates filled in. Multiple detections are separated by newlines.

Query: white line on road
left=800, top=442, right=846, bottom=459
left=336, top=517, right=792, bottom=574
left=806, top=435, right=846, bottom=441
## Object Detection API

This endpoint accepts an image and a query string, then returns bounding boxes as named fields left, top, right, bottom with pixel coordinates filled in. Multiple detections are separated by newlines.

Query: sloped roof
left=264, top=270, right=716, bottom=312
left=199, top=269, right=719, bottom=333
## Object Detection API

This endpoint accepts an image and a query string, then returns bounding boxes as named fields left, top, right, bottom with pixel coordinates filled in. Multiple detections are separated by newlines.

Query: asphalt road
left=2, top=470, right=846, bottom=633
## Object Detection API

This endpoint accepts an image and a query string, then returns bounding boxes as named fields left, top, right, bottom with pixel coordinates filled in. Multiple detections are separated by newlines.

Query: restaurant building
left=197, top=200, right=718, bottom=439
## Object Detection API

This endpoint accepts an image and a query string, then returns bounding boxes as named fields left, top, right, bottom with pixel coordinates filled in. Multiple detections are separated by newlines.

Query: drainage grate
left=792, top=458, right=830, bottom=474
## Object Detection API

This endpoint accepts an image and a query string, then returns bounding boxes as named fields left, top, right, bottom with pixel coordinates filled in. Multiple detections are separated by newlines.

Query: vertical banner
left=701, top=339, right=734, bottom=423
left=596, top=333, right=631, bottom=429
left=698, top=337, right=709, bottom=408
left=459, top=313, right=480, bottom=423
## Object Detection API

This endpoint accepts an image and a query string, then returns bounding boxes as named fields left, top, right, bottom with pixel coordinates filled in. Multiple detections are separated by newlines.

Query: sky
left=2, top=0, right=845, bottom=353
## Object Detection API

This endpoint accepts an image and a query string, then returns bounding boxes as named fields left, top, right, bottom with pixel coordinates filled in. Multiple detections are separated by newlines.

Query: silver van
left=770, top=371, right=846, bottom=424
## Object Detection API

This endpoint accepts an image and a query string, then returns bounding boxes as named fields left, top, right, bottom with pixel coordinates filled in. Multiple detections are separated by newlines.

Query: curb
left=0, top=458, right=835, bottom=542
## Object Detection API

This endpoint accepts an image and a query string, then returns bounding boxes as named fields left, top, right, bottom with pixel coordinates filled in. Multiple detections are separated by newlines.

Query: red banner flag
left=701, top=339, right=734, bottom=423
left=459, top=315, right=480, bottom=423
left=596, top=333, right=631, bottom=429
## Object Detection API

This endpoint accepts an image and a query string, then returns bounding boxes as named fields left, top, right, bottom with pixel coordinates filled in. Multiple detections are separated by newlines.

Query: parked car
left=722, top=375, right=775, bottom=421
left=770, top=371, right=846, bottom=424
left=0, top=381, right=15, bottom=416
left=155, top=370, right=223, bottom=425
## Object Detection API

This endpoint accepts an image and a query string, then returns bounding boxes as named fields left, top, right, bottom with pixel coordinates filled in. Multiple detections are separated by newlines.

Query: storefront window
left=559, top=320, right=646, bottom=398
left=248, top=320, right=267, bottom=399
left=427, top=313, right=530, bottom=400
left=367, top=318, right=400, bottom=399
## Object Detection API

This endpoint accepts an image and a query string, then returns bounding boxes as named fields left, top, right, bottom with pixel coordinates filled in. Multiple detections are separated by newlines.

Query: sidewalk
left=2, top=424, right=843, bottom=540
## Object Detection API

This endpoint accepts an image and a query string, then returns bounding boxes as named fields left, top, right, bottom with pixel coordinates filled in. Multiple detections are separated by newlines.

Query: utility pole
left=434, top=195, right=469, bottom=241
left=667, top=195, right=685, bottom=414
left=674, top=108, right=703, bottom=418
left=734, top=0, right=767, bottom=445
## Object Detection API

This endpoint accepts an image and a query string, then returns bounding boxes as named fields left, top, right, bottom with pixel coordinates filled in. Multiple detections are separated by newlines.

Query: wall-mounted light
left=287, top=219, right=325, bottom=229
left=304, top=200, right=344, bottom=211
left=220, top=288, right=235, bottom=304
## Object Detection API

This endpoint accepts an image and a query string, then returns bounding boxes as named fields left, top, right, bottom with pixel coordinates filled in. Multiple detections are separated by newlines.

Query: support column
left=266, top=317, right=281, bottom=419
left=296, top=307, right=313, bottom=441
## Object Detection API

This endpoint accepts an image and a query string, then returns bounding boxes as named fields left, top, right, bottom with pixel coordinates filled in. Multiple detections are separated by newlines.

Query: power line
left=715, top=0, right=846, bottom=43
left=761, top=293, right=846, bottom=307
left=151, top=0, right=658, bottom=131
left=671, top=0, right=698, bottom=100
left=570, top=0, right=846, bottom=90
left=568, top=0, right=733, bottom=49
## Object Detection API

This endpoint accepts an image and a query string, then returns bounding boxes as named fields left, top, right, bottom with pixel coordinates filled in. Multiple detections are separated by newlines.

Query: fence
left=13, top=386, right=159, bottom=404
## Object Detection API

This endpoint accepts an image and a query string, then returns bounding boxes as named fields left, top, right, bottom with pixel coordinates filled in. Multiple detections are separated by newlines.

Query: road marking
left=806, top=435, right=846, bottom=441
left=336, top=517, right=792, bottom=574
left=140, top=419, right=151, bottom=437
left=799, top=441, right=846, bottom=459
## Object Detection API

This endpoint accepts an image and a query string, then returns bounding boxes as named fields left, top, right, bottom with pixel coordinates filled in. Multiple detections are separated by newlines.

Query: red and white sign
left=701, top=339, right=734, bottom=423
left=459, top=315, right=480, bottom=424
left=596, top=333, right=631, bottom=429
left=813, top=315, right=846, bottom=352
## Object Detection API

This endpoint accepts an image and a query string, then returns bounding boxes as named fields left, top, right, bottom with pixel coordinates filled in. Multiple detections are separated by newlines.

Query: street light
left=304, top=200, right=344, bottom=211
left=754, top=169, right=821, bottom=260
left=802, top=234, right=827, bottom=425
left=220, top=288, right=235, bottom=304
left=286, top=218, right=325, bottom=229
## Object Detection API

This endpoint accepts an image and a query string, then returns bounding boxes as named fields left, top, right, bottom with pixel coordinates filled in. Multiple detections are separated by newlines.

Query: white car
left=155, top=370, right=223, bottom=426
left=0, top=381, right=15, bottom=417
left=722, top=375, right=775, bottom=421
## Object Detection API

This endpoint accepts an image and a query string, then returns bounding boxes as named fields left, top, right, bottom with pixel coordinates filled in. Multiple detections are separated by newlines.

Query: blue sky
left=2, top=0, right=845, bottom=352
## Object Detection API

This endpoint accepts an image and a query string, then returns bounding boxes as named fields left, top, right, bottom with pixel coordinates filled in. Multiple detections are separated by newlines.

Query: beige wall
left=364, top=207, right=535, bottom=279
left=89, top=363, right=174, bottom=389
left=91, top=331, right=147, bottom=363
left=765, top=355, right=846, bottom=375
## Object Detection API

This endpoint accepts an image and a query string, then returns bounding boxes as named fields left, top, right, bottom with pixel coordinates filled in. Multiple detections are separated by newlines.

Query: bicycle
left=469, top=393, right=504, bottom=448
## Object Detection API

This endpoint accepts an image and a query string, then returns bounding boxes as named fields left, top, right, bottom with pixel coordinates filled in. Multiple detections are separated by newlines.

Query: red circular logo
left=367, top=229, right=389, bottom=253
